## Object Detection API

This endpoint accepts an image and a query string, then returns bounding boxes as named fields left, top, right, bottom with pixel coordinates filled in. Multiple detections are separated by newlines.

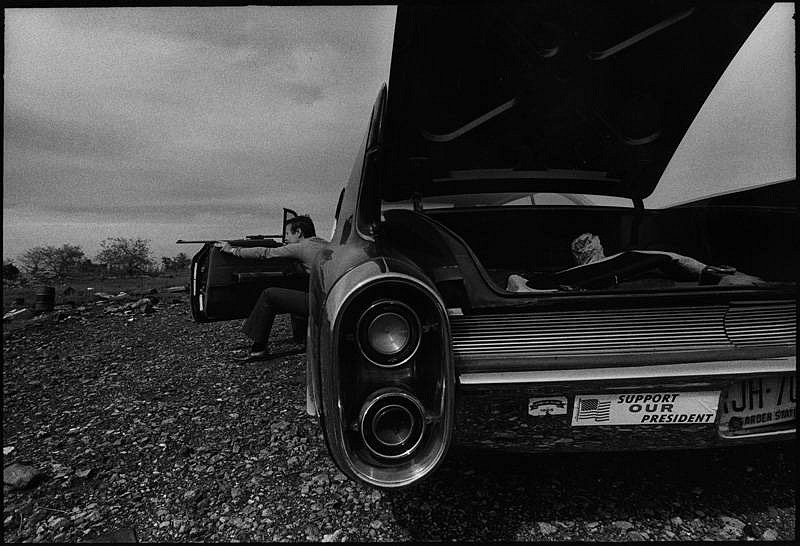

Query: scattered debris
left=93, top=291, right=131, bottom=301
left=3, top=308, right=34, bottom=322
left=105, top=298, right=155, bottom=315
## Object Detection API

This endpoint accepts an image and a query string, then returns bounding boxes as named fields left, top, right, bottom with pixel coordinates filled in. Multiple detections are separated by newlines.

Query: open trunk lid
left=381, top=1, right=772, bottom=202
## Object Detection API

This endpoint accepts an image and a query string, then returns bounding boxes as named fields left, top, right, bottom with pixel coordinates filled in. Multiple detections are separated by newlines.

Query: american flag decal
left=577, top=398, right=612, bottom=422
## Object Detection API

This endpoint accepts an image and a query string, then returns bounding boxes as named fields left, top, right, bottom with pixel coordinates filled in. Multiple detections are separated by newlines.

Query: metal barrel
left=34, top=285, right=55, bottom=312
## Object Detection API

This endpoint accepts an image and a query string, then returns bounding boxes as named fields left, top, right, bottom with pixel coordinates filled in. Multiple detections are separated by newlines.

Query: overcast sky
left=3, top=4, right=795, bottom=263
left=4, top=6, right=396, bottom=262
left=649, top=2, right=795, bottom=208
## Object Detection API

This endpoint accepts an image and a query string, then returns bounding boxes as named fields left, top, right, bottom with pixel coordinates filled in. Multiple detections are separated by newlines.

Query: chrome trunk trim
left=458, top=356, right=796, bottom=385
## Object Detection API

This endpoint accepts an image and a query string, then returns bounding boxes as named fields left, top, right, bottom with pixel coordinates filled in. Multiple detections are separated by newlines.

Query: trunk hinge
left=412, top=192, right=424, bottom=212
left=409, top=156, right=429, bottom=212
left=630, top=197, right=644, bottom=246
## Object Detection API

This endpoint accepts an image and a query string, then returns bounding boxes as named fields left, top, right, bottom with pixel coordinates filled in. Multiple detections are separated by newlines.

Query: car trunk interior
left=433, top=205, right=793, bottom=280
left=382, top=197, right=795, bottom=308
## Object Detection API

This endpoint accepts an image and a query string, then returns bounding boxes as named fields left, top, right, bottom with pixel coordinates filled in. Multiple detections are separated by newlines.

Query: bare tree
left=162, top=252, right=191, bottom=272
left=18, top=245, right=85, bottom=283
left=96, top=237, right=155, bottom=276
left=19, top=247, right=48, bottom=279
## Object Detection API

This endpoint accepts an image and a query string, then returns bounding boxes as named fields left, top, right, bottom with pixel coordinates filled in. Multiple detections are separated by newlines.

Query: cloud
left=42, top=7, right=393, bottom=64
left=5, top=200, right=311, bottom=223
left=4, top=109, right=143, bottom=158
left=3, top=6, right=396, bottom=260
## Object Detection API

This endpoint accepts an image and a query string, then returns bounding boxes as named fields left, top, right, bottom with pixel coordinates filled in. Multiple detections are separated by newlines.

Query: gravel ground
left=3, top=296, right=796, bottom=542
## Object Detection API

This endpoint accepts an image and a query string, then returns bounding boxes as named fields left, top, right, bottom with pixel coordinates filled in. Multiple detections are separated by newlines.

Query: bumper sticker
left=572, top=391, right=720, bottom=426
left=528, top=396, right=568, bottom=416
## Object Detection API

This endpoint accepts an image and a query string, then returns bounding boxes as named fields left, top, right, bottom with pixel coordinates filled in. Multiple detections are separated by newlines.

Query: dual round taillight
left=356, top=300, right=421, bottom=367
left=359, top=389, right=426, bottom=460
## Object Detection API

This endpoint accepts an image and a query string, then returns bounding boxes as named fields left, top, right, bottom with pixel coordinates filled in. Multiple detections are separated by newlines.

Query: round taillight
left=367, top=312, right=410, bottom=355
left=357, top=301, right=420, bottom=367
left=372, top=404, right=414, bottom=446
left=359, top=390, right=426, bottom=460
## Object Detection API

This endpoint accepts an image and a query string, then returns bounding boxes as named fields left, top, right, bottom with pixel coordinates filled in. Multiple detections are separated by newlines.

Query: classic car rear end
left=188, top=1, right=795, bottom=489
left=304, top=1, right=795, bottom=488
left=315, top=198, right=795, bottom=487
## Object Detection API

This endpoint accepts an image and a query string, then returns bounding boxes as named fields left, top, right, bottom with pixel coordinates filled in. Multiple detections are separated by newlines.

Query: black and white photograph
left=3, top=1, right=796, bottom=542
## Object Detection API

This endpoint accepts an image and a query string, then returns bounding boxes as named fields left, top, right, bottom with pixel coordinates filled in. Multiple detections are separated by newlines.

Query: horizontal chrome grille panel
left=451, top=302, right=795, bottom=358
left=725, top=303, right=796, bottom=346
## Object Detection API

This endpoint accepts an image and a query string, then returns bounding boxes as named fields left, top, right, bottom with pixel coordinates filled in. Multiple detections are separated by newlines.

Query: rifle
left=176, top=234, right=282, bottom=244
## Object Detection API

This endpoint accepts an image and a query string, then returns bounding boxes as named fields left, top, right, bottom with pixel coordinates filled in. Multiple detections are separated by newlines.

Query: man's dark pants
left=243, top=287, right=307, bottom=346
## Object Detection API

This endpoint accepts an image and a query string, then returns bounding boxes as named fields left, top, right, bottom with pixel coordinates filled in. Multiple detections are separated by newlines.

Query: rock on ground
left=3, top=463, right=44, bottom=490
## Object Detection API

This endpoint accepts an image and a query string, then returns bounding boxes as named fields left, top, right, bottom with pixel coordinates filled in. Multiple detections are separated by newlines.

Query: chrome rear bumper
left=453, top=356, right=796, bottom=451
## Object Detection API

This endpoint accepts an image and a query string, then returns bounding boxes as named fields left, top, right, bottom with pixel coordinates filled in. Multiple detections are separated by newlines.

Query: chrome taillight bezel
left=321, top=267, right=455, bottom=488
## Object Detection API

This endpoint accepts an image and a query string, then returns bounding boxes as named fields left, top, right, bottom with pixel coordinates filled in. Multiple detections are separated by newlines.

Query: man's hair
left=570, top=232, right=605, bottom=265
left=285, top=215, right=316, bottom=238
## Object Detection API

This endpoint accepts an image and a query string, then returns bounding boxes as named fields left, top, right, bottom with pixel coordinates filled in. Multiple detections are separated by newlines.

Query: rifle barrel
left=176, top=236, right=283, bottom=244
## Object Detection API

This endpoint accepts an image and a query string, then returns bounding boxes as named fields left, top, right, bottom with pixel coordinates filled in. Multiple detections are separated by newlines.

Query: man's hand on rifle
left=216, top=241, right=239, bottom=256
left=216, top=241, right=264, bottom=259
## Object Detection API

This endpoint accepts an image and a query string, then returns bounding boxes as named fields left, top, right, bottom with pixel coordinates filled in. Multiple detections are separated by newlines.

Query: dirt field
left=2, top=296, right=795, bottom=542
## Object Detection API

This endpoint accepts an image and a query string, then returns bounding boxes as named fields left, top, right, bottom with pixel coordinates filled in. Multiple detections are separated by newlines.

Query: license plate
left=720, top=375, right=796, bottom=431
left=571, top=391, right=720, bottom=426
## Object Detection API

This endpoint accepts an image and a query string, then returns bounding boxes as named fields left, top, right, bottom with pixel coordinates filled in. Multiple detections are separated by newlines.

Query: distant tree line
left=3, top=237, right=192, bottom=284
